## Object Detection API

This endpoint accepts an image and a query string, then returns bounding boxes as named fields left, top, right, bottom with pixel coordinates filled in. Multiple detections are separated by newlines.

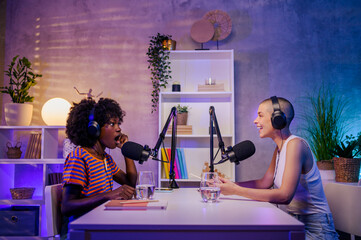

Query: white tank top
left=273, top=135, right=331, bottom=215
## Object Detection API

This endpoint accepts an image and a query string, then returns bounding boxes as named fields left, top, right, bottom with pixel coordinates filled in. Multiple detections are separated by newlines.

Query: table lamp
left=41, top=98, right=71, bottom=125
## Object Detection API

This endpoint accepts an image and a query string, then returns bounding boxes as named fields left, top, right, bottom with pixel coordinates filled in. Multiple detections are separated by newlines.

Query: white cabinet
left=0, top=126, right=65, bottom=237
left=158, top=50, right=235, bottom=187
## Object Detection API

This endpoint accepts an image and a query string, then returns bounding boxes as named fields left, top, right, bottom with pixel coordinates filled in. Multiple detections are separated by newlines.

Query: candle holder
left=205, top=77, right=216, bottom=85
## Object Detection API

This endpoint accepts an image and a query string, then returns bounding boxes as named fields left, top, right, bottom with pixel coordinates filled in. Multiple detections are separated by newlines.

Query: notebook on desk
left=104, top=200, right=168, bottom=210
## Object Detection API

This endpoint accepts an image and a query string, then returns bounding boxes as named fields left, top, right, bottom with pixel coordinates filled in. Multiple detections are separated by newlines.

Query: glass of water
left=200, top=172, right=221, bottom=203
left=136, top=171, right=155, bottom=200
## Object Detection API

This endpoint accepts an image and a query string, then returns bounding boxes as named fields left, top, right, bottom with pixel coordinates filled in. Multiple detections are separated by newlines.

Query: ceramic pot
left=4, top=103, right=33, bottom=126
left=316, top=160, right=334, bottom=170
left=317, top=160, right=335, bottom=181
left=177, top=112, right=188, bottom=125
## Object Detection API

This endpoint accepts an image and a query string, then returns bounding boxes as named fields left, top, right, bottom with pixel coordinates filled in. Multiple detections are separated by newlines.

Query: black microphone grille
left=233, top=140, right=256, bottom=161
left=121, top=141, right=144, bottom=160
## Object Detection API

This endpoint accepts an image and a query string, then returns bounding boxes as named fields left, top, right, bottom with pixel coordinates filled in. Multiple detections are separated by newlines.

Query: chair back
left=45, top=183, right=62, bottom=239
left=324, top=182, right=361, bottom=236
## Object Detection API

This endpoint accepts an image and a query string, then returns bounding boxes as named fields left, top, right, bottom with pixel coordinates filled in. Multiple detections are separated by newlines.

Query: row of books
left=48, top=172, right=63, bottom=185
left=24, top=133, right=42, bottom=159
left=161, top=148, right=188, bottom=179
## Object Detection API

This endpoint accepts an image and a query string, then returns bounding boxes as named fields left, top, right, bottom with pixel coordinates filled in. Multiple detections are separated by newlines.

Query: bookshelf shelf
left=0, top=199, right=44, bottom=205
left=0, top=125, right=65, bottom=237
left=161, top=91, right=232, bottom=99
left=0, top=158, right=65, bottom=164
left=158, top=50, right=235, bottom=187
left=165, top=134, right=233, bottom=138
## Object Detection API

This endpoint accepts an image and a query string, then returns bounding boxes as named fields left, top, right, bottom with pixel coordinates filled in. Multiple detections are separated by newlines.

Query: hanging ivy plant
left=147, top=33, right=172, bottom=113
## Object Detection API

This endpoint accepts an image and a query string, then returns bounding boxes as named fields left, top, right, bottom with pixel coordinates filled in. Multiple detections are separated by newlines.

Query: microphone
left=121, top=141, right=158, bottom=164
left=216, top=140, right=256, bottom=165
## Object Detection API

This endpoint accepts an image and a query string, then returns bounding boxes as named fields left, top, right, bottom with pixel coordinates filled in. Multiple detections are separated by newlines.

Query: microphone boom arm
left=152, top=106, right=179, bottom=189
left=209, top=106, right=227, bottom=172
left=152, top=107, right=177, bottom=158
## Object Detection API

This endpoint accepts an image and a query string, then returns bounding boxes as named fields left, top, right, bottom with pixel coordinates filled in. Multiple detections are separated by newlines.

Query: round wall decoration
left=190, top=19, right=215, bottom=43
left=203, top=10, right=232, bottom=41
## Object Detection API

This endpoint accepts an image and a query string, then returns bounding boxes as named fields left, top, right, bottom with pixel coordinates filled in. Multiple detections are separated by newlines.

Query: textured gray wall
left=2, top=0, right=361, bottom=182
left=0, top=0, right=6, bottom=113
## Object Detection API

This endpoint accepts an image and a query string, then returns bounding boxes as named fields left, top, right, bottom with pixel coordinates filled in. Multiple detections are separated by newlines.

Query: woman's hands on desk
left=219, top=177, right=241, bottom=196
left=109, top=185, right=135, bottom=200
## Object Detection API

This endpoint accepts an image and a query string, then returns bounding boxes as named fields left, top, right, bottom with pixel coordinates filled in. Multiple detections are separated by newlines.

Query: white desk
left=323, top=181, right=361, bottom=238
left=69, top=188, right=304, bottom=240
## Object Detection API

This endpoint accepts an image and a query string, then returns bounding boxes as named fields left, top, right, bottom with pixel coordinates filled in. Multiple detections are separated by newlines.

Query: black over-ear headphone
left=88, top=107, right=100, bottom=137
left=270, top=96, right=287, bottom=130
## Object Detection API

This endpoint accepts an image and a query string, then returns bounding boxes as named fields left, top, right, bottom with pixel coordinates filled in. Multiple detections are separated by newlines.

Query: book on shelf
left=176, top=149, right=184, bottom=179
left=24, top=133, right=42, bottom=159
left=180, top=148, right=188, bottom=179
left=174, top=148, right=182, bottom=178
left=161, top=148, right=170, bottom=179
left=166, top=148, right=179, bottom=179
left=104, top=200, right=168, bottom=210
left=166, top=125, right=192, bottom=135
left=24, top=134, right=34, bottom=158
left=34, top=133, right=42, bottom=159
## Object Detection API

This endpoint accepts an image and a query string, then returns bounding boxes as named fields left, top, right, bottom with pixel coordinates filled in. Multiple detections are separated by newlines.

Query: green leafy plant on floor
left=147, top=33, right=172, bottom=113
left=0, top=55, right=42, bottom=103
left=299, top=84, right=349, bottom=162
left=331, top=132, right=361, bottom=158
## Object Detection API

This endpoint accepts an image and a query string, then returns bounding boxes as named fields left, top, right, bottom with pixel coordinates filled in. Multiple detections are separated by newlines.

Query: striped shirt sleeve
left=62, top=147, right=88, bottom=187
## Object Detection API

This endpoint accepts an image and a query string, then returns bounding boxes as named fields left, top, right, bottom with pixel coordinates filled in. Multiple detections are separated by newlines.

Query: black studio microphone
left=216, top=140, right=256, bottom=165
left=121, top=141, right=157, bottom=164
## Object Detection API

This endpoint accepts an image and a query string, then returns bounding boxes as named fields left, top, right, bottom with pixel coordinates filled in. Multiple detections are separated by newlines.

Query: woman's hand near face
left=117, top=133, right=128, bottom=148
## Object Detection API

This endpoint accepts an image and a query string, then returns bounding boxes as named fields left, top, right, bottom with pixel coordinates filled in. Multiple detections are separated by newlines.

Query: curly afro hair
left=66, top=98, right=125, bottom=147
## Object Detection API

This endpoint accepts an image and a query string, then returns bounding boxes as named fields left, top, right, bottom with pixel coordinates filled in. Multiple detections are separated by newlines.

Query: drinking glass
left=200, top=172, right=221, bottom=203
left=136, top=171, right=155, bottom=200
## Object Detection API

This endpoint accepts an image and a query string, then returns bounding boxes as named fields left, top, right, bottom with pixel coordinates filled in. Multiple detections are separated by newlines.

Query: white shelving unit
left=0, top=126, right=66, bottom=237
left=158, top=50, right=235, bottom=187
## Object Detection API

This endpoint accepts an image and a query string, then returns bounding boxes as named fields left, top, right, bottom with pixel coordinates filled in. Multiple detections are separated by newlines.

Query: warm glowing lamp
left=41, top=98, right=71, bottom=125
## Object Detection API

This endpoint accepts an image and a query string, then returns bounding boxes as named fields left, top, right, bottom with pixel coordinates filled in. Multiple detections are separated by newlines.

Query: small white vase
left=319, top=169, right=335, bottom=181
left=4, top=103, right=33, bottom=126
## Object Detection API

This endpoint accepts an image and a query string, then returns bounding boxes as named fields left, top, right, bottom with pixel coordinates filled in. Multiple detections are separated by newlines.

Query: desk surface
left=69, top=188, right=304, bottom=240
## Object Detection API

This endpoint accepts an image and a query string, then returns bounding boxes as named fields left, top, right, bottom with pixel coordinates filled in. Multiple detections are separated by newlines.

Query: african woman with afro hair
left=60, top=98, right=137, bottom=239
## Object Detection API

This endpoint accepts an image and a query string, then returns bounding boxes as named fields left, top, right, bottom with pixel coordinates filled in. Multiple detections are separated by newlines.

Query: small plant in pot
left=176, top=104, right=189, bottom=125
left=0, top=55, right=42, bottom=126
left=147, top=33, right=173, bottom=113
left=331, top=132, right=361, bottom=182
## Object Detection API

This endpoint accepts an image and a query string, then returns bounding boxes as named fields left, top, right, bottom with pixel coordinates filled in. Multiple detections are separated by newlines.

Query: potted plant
left=176, top=104, right=189, bottom=125
left=147, top=33, right=173, bottom=113
left=0, top=55, right=42, bottom=126
left=299, top=84, right=348, bottom=171
left=331, top=132, right=361, bottom=182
